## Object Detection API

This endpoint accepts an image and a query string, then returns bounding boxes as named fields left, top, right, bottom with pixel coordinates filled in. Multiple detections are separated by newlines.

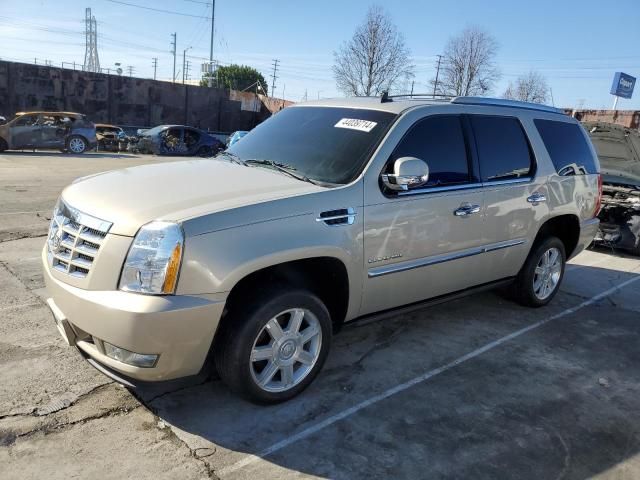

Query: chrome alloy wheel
left=68, top=137, right=86, bottom=153
left=250, top=308, right=322, bottom=393
left=533, top=247, right=562, bottom=300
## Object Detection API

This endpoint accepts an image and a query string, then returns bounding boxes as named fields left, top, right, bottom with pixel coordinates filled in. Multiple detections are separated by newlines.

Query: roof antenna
left=380, top=91, right=391, bottom=103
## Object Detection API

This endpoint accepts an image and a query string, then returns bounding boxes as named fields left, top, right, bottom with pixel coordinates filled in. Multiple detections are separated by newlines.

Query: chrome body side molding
left=368, top=238, right=526, bottom=278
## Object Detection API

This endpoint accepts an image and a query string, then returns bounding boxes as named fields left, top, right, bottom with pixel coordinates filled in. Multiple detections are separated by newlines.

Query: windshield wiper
left=244, top=159, right=321, bottom=185
left=215, top=150, right=247, bottom=166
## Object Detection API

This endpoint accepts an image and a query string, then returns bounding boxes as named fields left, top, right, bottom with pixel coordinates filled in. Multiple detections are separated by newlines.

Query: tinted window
left=471, top=116, right=533, bottom=182
left=389, top=115, right=470, bottom=187
left=534, top=119, right=598, bottom=175
left=229, top=107, right=396, bottom=185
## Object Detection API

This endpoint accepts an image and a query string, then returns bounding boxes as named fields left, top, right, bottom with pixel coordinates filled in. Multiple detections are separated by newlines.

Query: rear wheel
left=66, top=135, right=87, bottom=154
left=513, top=236, right=566, bottom=307
left=215, top=287, right=332, bottom=404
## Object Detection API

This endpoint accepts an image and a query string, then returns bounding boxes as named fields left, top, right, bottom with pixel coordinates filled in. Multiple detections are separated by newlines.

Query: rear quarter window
left=534, top=119, right=598, bottom=175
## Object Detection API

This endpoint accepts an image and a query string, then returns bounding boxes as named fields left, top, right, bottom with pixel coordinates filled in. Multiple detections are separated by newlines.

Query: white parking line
left=219, top=274, right=640, bottom=476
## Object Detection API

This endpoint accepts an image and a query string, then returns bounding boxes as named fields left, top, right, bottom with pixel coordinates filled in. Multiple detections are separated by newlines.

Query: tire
left=0, top=137, right=7, bottom=152
left=66, top=135, right=87, bottom=154
left=215, top=286, right=332, bottom=404
left=512, top=236, right=566, bottom=307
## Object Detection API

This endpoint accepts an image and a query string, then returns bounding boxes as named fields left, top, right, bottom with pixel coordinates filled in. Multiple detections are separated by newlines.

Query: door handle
left=527, top=192, right=547, bottom=204
left=454, top=204, right=481, bottom=217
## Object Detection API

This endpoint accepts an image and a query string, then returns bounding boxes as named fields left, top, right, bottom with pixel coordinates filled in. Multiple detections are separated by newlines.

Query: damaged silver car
left=0, top=111, right=97, bottom=154
left=586, top=122, right=640, bottom=254
left=134, top=124, right=224, bottom=156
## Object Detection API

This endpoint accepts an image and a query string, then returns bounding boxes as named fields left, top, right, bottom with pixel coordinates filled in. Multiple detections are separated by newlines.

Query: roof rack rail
left=451, top=96, right=562, bottom=114
left=381, top=92, right=453, bottom=103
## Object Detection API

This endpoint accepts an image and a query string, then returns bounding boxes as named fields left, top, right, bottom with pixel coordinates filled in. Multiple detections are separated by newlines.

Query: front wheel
left=513, top=236, right=566, bottom=307
left=66, top=135, right=87, bottom=154
left=215, top=288, right=332, bottom=404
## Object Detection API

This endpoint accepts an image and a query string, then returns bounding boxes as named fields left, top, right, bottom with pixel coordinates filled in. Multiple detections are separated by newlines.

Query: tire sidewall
left=520, top=237, right=566, bottom=307
left=217, top=289, right=332, bottom=404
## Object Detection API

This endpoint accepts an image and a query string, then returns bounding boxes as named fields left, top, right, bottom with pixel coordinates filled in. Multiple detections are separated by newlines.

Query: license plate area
left=46, top=298, right=77, bottom=346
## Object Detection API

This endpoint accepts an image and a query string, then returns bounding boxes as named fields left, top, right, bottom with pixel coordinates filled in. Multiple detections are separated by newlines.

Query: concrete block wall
left=0, top=60, right=273, bottom=132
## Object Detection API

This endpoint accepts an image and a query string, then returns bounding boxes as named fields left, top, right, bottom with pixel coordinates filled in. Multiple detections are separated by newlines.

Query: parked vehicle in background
left=0, top=116, right=6, bottom=124
left=228, top=130, right=249, bottom=147
left=95, top=124, right=127, bottom=152
left=42, top=95, right=600, bottom=404
left=0, top=112, right=96, bottom=153
left=585, top=122, right=640, bottom=254
left=135, top=125, right=225, bottom=156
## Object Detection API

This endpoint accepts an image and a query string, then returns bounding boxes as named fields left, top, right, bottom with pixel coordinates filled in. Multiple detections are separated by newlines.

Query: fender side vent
left=316, top=208, right=357, bottom=226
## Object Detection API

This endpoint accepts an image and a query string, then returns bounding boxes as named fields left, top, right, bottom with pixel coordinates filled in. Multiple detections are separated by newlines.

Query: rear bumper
left=572, top=217, right=600, bottom=259
left=42, top=246, right=226, bottom=382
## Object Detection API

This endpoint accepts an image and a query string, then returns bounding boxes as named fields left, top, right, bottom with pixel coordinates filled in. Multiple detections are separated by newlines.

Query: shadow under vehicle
left=585, top=122, right=640, bottom=254
left=0, top=111, right=97, bottom=154
left=135, top=124, right=225, bottom=157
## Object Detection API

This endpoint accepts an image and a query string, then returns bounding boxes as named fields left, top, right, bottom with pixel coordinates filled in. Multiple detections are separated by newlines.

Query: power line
left=104, top=0, right=212, bottom=19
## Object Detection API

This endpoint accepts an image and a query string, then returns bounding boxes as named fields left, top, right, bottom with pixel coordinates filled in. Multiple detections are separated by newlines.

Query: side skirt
left=346, top=277, right=515, bottom=328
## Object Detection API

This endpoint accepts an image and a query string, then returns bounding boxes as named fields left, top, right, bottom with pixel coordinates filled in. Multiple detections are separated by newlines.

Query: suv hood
left=61, top=159, right=325, bottom=236
left=586, top=122, right=640, bottom=186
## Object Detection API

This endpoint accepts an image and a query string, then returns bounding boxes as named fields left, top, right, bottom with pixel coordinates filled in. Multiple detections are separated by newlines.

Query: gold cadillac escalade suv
left=43, top=96, right=601, bottom=403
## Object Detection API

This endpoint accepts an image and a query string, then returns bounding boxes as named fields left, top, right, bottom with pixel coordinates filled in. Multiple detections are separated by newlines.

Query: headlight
left=119, top=221, right=184, bottom=294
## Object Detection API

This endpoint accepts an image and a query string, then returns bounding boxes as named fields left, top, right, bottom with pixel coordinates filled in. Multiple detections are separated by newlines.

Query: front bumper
left=42, top=246, right=226, bottom=382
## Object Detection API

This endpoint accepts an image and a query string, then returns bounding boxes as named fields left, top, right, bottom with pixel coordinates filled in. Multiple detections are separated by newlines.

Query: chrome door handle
left=454, top=204, right=481, bottom=217
left=527, top=192, right=547, bottom=204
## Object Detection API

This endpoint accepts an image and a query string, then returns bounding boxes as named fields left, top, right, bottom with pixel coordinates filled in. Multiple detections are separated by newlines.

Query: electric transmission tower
left=270, top=59, right=279, bottom=98
left=83, top=8, right=100, bottom=73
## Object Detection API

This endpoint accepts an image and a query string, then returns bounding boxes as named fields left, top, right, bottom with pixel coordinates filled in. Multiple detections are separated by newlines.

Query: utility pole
left=127, top=65, right=134, bottom=77
left=410, top=80, right=415, bottom=96
left=152, top=57, right=158, bottom=80
left=270, top=59, right=279, bottom=98
left=208, top=0, right=215, bottom=87
left=185, top=60, right=191, bottom=82
left=171, top=33, right=177, bottom=82
left=433, top=54, right=443, bottom=97
left=182, top=47, right=191, bottom=84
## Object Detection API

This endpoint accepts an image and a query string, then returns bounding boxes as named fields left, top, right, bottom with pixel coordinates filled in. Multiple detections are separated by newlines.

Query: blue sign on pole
left=610, top=72, right=636, bottom=99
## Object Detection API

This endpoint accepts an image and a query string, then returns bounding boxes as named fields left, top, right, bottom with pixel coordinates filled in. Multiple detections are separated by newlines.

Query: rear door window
left=470, top=116, right=534, bottom=182
left=388, top=115, right=471, bottom=187
left=534, top=119, right=598, bottom=175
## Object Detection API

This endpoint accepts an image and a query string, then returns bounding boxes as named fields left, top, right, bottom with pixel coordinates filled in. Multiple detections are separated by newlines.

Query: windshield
left=227, top=107, right=396, bottom=185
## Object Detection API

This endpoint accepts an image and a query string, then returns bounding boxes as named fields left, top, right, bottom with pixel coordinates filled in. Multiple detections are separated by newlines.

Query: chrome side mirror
left=381, top=157, right=429, bottom=191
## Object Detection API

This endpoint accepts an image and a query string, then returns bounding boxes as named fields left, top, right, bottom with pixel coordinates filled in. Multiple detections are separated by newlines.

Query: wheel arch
left=222, top=255, right=351, bottom=332
left=533, top=214, right=580, bottom=259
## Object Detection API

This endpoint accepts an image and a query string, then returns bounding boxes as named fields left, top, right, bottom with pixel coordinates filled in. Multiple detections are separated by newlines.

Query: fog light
left=103, top=342, right=158, bottom=368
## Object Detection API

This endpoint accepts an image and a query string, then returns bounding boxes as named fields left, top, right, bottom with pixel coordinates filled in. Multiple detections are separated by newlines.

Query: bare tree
left=432, top=26, right=500, bottom=97
left=503, top=71, right=549, bottom=104
left=333, top=5, right=413, bottom=96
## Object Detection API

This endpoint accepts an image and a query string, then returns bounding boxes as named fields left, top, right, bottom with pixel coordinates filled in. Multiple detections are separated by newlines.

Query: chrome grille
left=47, top=200, right=112, bottom=278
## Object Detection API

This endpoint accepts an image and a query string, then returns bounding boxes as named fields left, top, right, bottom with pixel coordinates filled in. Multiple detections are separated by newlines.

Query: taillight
left=594, top=173, right=603, bottom=217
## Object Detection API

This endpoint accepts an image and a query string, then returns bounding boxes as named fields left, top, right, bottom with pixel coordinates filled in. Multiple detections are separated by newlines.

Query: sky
left=1, top=0, right=639, bottom=109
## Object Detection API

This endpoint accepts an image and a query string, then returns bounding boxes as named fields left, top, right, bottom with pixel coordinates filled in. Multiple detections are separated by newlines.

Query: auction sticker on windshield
left=334, top=118, right=378, bottom=132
